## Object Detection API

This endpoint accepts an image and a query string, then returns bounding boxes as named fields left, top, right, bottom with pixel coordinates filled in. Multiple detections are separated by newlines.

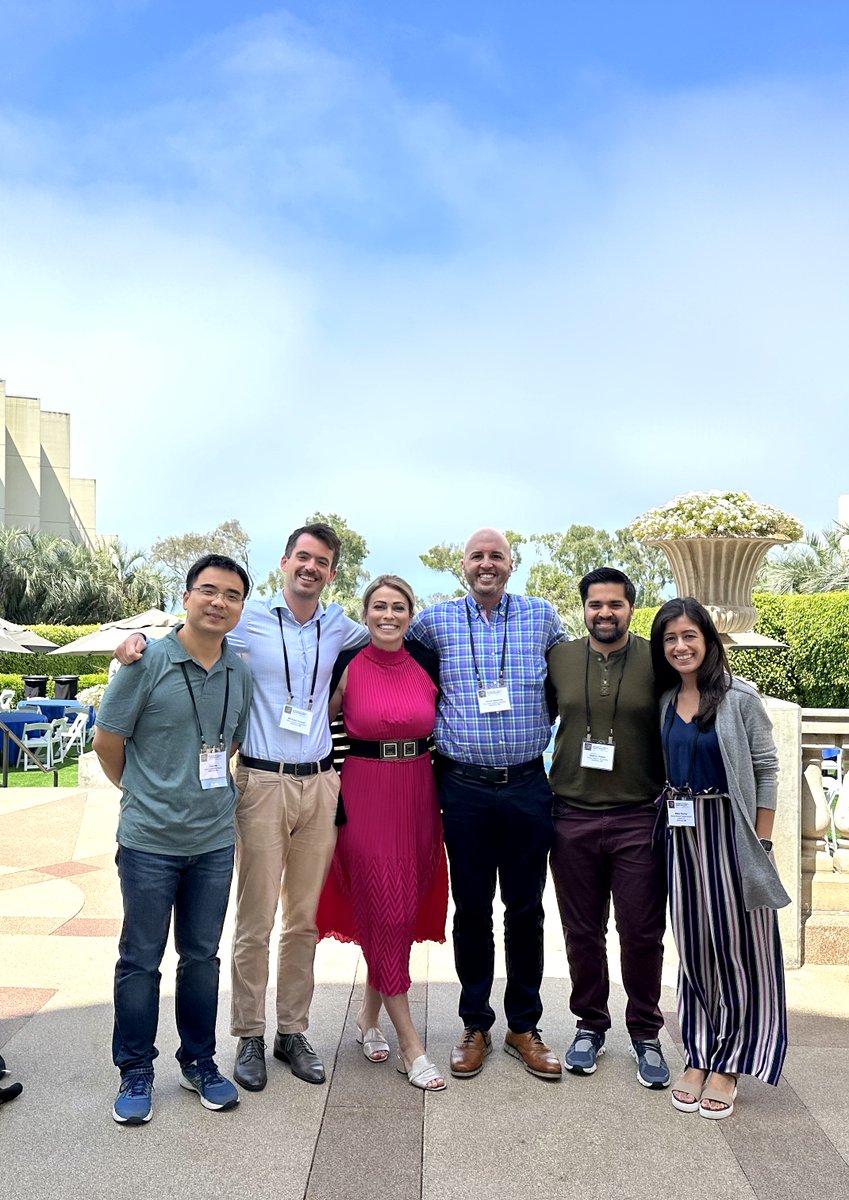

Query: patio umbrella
left=47, top=609, right=182, bottom=655
left=0, top=628, right=32, bottom=654
left=0, top=618, right=57, bottom=650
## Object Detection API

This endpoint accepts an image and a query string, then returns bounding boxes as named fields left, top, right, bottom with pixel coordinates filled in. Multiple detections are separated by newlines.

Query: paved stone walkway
left=2, top=785, right=848, bottom=1199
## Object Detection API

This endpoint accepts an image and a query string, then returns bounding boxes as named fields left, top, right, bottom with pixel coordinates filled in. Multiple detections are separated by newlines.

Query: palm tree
left=0, top=529, right=168, bottom=623
left=757, top=524, right=849, bottom=594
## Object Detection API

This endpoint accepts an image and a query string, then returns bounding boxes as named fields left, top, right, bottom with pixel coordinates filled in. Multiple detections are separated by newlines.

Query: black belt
left=443, top=757, right=544, bottom=786
left=240, top=753, right=334, bottom=777
left=347, top=737, right=430, bottom=761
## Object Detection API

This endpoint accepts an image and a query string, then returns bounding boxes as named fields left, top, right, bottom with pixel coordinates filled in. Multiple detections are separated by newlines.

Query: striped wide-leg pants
left=667, top=793, right=787, bottom=1085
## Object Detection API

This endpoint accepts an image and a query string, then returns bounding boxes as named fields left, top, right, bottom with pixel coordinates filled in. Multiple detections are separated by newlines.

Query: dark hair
left=579, top=567, right=636, bottom=606
left=185, top=554, right=251, bottom=599
left=649, top=596, right=730, bottom=727
left=284, top=522, right=341, bottom=569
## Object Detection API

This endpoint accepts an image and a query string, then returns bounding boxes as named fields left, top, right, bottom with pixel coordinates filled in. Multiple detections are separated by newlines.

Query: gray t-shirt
left=96, top=628, right=252, bottom=855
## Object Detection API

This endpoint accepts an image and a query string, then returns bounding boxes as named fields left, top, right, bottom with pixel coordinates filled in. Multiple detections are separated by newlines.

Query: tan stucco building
left=0, top=379, right=97, bottom=546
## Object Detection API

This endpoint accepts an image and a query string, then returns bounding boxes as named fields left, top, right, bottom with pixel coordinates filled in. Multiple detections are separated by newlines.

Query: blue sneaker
left=630, top=1039, right=671, bottom=1089
left=113, top=1069, right=154, bottom=1124
left=180, top=1059, right=240, bottom=1111
left=564, top=1030, right=606, bottom=1075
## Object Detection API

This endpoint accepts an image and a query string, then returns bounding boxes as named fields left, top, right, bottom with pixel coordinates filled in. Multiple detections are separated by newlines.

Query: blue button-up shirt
left=410, top=592, right=565, bottom=766
left=228, top=594, right=367, bottom=763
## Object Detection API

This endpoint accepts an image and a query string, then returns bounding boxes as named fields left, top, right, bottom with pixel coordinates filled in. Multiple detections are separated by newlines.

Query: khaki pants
left=230, top=764, right=339, bottom=1036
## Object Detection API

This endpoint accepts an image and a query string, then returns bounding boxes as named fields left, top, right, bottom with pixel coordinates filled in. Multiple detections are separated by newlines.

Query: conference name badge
left=666, top=797, right=696, bottom=827
left=279, top=704, right=314, bottom=734
left=580, top=740, right=615, bottom=771
left=477, top=686, right=511, bottom=714
left=199, top=749, right=227, bottom=790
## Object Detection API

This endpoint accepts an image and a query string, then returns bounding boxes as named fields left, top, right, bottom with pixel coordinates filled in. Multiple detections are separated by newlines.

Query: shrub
left=632, top=592, right=849, bottom=706
left=0, top=624, right=110, bottom=679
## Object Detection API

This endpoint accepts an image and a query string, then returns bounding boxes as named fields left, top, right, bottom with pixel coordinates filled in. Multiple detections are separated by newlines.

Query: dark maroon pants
left=550, top=802, right=666, bottom=1040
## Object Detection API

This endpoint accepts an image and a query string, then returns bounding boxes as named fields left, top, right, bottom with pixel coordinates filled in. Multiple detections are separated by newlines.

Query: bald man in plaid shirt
left=410, top=528, right=565, bottom=1082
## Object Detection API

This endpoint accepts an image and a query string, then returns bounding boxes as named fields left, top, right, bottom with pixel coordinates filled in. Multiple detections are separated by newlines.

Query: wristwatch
left=759, top=838, right=774, bottom=853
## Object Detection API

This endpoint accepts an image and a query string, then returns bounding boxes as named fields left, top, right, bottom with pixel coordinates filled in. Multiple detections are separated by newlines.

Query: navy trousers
left=440, top=764, right=554, bottom=1033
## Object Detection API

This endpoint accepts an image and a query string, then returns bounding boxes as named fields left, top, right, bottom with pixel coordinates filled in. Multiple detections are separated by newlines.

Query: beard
left=589, top=618, right=627, bottom=643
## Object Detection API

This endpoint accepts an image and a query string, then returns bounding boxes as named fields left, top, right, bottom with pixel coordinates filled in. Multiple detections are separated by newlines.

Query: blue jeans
left=440, top=764, right=554, bottom=1033
left=112, top=844, right=235, bottom=1074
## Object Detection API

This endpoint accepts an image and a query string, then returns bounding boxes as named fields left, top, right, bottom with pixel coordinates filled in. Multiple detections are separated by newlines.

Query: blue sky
left=2, top=2, right=848, bottom=597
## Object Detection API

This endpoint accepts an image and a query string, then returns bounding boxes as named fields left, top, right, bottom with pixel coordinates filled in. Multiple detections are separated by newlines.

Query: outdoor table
left=0, top=712, right=42, bottom=768
left=16, top=699, right=96, bottom=731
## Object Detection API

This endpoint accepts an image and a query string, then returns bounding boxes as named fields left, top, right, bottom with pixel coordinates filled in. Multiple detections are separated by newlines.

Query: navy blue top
left=664, top=709, right=728, bottom=793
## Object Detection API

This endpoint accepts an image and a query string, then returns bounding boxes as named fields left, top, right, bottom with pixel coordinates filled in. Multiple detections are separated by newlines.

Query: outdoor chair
left=0, top=689, right=14, bottom=712
left=21, top=720, right=64, bottom=772
left=58, top=712, right=89, bottom=761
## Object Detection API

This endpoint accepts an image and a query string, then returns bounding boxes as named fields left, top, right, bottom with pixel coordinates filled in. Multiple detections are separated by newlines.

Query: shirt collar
left=269, top=593, right=326, bottom=625
left=161, top=625, right=232, bottom=670
left=464, top=591, right=510, bottom=620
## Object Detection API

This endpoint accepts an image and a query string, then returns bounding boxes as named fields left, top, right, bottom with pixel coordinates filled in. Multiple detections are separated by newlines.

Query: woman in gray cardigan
left=650, top=597, right=789, bottom=1121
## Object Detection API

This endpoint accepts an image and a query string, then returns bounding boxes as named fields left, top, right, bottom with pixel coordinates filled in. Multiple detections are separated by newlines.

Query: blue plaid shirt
left=410, top=592, right=566, bottom=766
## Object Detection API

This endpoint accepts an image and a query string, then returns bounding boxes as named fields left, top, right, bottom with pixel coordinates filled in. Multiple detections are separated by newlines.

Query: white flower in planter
left=630, top=491, right=802, bottom=541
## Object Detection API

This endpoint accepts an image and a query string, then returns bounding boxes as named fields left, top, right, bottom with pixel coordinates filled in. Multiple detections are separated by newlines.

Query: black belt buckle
left=481, top=765, right=509, bottom=785
left=292, top=761, right=317, bottom=777
left=379, top=739, right=420, bottom=761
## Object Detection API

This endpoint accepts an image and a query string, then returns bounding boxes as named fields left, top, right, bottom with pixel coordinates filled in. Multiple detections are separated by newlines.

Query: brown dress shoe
left=503, top=1029, right=562, bottom=1080
left=450, top=1028, right=493, bottom=1078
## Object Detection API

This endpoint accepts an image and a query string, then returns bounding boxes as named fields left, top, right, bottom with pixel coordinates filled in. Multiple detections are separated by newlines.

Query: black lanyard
left=584, top=636, right=630, bottom=744
left=662, top=687, right=702, bottom=790
left=179, top=662, right=231, bottom=751
left=277, top=609, right=321, bottom=710
left=465, top=594, right=510, bottom=693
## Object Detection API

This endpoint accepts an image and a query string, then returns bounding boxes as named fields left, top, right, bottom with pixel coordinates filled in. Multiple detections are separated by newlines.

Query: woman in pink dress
left=317, top=575, right=448, bottom=1091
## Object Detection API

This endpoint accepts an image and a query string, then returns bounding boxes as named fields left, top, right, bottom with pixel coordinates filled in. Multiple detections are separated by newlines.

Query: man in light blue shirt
left=116, top=523, right=367, bottom=1091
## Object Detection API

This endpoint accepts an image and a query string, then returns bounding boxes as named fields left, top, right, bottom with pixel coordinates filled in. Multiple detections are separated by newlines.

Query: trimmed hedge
left=0, top=671, right=108, bottom=707
left=631, top=592, right=849, bottom=707
left=0, top=624, right=111, bottom=679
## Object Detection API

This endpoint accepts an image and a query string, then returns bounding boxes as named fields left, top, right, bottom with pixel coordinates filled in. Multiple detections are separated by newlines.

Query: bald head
left=462, top=528, right=514, bottom=610
left=463, top=527, right=510, bottom=558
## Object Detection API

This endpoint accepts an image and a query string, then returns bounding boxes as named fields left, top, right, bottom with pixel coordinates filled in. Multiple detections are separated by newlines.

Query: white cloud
left=1, top=15, right=847, bottom=596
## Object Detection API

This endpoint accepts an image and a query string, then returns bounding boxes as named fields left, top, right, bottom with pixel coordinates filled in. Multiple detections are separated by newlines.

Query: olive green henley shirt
left=547, top=633, right=664, bottom=810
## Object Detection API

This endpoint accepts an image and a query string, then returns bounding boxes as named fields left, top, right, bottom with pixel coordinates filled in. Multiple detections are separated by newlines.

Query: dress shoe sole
left=273, top=1046, right=326, bottom=1084
left=503, top=1042, right=562, bottom=1080
left=233, top=1068, right=267, bottom=1092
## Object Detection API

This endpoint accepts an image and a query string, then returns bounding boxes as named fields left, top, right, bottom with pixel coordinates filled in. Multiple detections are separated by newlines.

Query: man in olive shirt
left=548, top=568, right=669, bottom=1089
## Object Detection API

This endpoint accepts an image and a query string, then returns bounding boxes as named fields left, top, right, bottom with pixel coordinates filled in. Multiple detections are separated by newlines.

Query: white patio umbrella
left=0, top=628, right=32, bottom=654
left=0, top=618, right=57, bottom=650
left=47, top=609, right=182, bottom=655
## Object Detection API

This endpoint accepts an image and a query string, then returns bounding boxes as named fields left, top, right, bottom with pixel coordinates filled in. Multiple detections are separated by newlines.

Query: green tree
left=757, top=524, right=849, bottom=594
left=526, top=524, right=672, bottom=616
left=0, top=529, right=167, bottom=623
left=255, top=512, right=370, bottom=603
left=150, top=518, right=251, bottom=604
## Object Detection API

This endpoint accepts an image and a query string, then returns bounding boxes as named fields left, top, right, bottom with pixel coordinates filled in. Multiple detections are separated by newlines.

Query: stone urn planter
left=642, top=536, right=789, bottom=635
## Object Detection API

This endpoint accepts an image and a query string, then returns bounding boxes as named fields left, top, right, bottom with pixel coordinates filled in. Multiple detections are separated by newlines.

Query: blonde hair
left=362, top=574, right=417, bottom=619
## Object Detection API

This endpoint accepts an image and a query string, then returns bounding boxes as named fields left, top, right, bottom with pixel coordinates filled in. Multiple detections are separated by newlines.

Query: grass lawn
left=2, top=755, right=80, bottom=787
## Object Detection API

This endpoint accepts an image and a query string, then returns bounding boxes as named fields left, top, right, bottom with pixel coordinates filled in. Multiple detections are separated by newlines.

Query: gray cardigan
left=660, top=678, right=791, bottom=912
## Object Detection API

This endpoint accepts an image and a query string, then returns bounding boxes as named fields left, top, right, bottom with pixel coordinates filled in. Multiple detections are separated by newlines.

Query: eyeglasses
left=190, top=585, right=245, bottom=605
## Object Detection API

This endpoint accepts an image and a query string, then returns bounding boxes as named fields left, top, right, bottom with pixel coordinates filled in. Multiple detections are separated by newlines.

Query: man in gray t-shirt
left=94, top=554, right=252, bottom=1126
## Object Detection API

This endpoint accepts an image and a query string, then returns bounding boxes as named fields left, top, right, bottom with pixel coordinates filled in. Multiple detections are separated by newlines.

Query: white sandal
left=355, top=1026, right=390, bottom=1063
left=670, top=1068, right=707, bottom=1113
left=397, top=1053, right=447, bottom=1091
left=699, top=1073, right=738, bottom=1120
